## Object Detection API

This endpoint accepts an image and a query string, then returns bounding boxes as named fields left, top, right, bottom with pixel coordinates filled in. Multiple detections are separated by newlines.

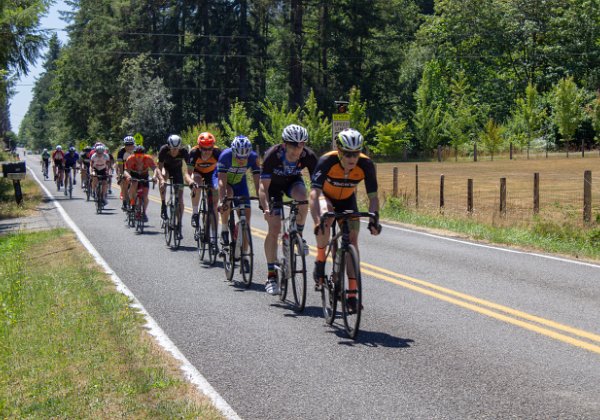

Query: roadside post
left=2, top=161, right=27, bottom=204
left=332, top=100, right=350, bottom=150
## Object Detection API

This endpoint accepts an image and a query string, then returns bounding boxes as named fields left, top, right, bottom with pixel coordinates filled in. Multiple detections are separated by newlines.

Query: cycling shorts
left=54, top=159, right=64, bottom=169
left=268, top=175, right=305, bottom=215
left=162, top=167, right=184, bottom=186
left=193, top=171, right=218, bottom=189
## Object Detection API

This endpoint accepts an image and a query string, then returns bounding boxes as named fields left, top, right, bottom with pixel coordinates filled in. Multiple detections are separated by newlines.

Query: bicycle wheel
left=197, top=197, right=208, bottom=260
left=164, top=201, right=173, bottom=246
left=322, top=243, right=338, bottom=325
left=340, top=245, right=362, bottom=339
left=86, top=177, right=91, bottom=201
left=206, top=209, right=218, bottom=266
left=289, top=234, right=307, bottom=312
left=135, top=197, right=144, bottom=233
left=240, top=222, right=253, bottom=288
left=95, top=183, right=103, bottom=214
left=68, top=173, right=73, bottom=199
left=223, top=215, right=236, bottom=282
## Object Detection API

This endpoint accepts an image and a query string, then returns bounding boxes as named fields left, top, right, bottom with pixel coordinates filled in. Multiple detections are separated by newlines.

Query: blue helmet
left=231, top=135, right=252, bottom=159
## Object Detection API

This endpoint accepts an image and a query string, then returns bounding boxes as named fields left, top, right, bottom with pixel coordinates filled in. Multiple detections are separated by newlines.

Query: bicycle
left=162, top=179, right=186, bottom=249
left=63, top=166, right=77, bottom=199
left=194, top=185, right=219, bottom=265
left=84, top=167, right=92, bottom=201
left=55, top=164, right=64, bottom=191
left=41, top=160, right=49, bottom=179
left=271, top=199, right=308, bottom=312
left=127, top=178, right=148, bottom=233
left=319, top=210, right=377, bottom=339
left=220, top=196, right=258, bottom=287
left=93, top=175, right=108, bottom=214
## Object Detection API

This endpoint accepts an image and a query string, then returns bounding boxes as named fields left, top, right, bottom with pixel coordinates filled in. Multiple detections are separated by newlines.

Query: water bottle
left=282, top=232, right=290, bottom=275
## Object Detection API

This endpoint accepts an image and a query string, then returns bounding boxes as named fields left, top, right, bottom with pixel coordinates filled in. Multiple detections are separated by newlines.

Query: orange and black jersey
left=311, top=151, right=378, bottom=201
left=188, top=146, right=221, bottom=175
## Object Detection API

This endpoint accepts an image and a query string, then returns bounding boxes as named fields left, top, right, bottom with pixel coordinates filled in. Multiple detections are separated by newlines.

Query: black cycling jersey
left=261, top=143, right=318, bottom=181
left=158, top=144, right=190, bottom=173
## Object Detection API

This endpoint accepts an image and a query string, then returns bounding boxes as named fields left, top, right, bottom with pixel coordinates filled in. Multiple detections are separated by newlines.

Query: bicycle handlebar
left=269, top=199, right=309, bottom=208
left=318, top=211, right=378, bottom=235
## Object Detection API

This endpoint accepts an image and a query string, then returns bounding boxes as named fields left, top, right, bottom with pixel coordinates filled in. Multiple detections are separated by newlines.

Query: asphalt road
left=25, top=155, right=600, bottom=419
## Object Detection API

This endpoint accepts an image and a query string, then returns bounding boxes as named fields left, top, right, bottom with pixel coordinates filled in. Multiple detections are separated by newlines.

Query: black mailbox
left=2, top=161, right=26, bottom=180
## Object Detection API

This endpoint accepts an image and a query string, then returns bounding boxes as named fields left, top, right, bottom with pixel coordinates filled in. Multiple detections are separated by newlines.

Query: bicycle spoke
left=290, top=235, right=307, bottom=312
left=341, top=245, right=362, bottom=339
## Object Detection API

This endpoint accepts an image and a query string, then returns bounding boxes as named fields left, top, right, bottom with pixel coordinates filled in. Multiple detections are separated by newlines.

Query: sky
left=9, top=0, right=70, bottom=134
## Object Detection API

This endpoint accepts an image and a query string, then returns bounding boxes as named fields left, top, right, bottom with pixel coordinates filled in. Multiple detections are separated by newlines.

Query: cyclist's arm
left=258, top=178, right=271, bottom=212
left=252, top=172, right=260, bottom=198
left=217, top=172, right=228, bottom=203
left=309, top=187, right=323, bottom=226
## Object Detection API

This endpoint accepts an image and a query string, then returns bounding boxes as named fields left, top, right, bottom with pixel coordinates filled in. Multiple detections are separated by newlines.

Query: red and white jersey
left=90, top=152, right=110, bottom=170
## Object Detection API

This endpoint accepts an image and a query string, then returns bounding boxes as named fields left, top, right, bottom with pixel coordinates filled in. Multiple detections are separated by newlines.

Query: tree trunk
left=289, top=0, right=303, bottom=109
left=238, top=0, right=249, bottom=102
left=320, top=3, right=329, bottom=91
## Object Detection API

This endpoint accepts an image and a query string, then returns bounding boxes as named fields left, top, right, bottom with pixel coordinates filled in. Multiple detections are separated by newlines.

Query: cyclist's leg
left=91, top=169, right=98, bottom=193
left=159, top=168, right=169, bottom=219
left=264, top=186, right=283, bottom=283
left=190, top=172, right=204, bottom=227
left=219, top=184, right=234, bottom=244
left=311, top=191, right=334, bottom=289
left=128, top=177, right=138, bottom=206
left=290, top=179, right=309, bottom=234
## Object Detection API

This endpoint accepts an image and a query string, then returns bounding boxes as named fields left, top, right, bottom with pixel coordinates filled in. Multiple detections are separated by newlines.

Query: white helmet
left=282, top=124, right=309, bottom=143
left=336, top=128, right=364, bottom=152
left=56, top=145, right=62, bottom=151
left=231, top=135, right=252, bottom=159
left=123, top=135, right=135, bottom=145
left=167, top=134, right=182, bottom=149
left=95, top=145, right=106, bottom=154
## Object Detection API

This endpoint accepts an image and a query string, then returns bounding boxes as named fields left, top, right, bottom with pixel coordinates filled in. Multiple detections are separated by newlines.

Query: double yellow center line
left=136, top=185, right=600, bottom=355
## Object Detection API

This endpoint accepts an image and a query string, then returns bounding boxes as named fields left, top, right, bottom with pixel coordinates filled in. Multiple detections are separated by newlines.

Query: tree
left=300, top=89, right=331, bottom=154
left=222, top=100, right=258, bottom=144
left=586, top=92, right=600, bottom=153
left=372, top=119, right=412, bottom=158
left=119, top=55, right=174, bottom=151
left=348, top=86, right=370, bottom=140
left=480, top=118, right=505, bottom=161
left=512, top=83, right=547, bottom=159
left=259, top=98, right=300, bottom=147
left=550, top=76, right=586, bottom=157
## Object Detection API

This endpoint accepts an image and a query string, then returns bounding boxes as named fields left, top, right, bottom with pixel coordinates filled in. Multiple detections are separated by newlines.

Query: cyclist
left=79, top=144, right=93, bottom=189
left=90, top=145, right=111, bottom=205
left=258, top=124, right=318, bottom=295
left=158, top=135, right=194, bottom=237
left=51, top=145, right=65, bottom=188
left=41, top=148, right=50, bottom=178
left=63, top=146, right=80, bottom=189
left=124, top=145, right=163, bottom=222
left=116, top=135, right=136, bottom=209
left=188, top=132, right=221, bottom=228
left=309, top=128, right=382, bottom=311
left=217, top=135, right=260, bottom=253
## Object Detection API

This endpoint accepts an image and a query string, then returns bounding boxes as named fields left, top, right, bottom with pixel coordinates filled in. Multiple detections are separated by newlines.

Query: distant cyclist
left=51, top=145, right=65, bottom=188
left=90, top=145, right=111, bottom=205
left=310, top=128, right=382, bottom=311
left=124, top=145, right=164, bottom=222
left=258, top=124, right=318, bottom=295
left=79, top=144, right=93, bottom=188
left=217, top=135, right=260, bottom=247
left=188, top=132, right=221, bottom=228
left=41, top=148, right=50, bottom=178
left=116, top=136, right=136, bottom=209
left=157, top=135, right=194, bottom=235
left=64, top=146, right=80, bottom=186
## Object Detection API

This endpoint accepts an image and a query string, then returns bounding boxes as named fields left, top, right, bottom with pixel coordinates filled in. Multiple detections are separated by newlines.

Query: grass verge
left=0, top=176, right=44, bottom=219
left=380, top=197, right=600, bottom=261
left=0, top=229, right=224, bottom=419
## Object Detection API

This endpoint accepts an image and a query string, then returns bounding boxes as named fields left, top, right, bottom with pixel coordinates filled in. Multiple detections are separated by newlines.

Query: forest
left=3, top=0, right=600, bottom=158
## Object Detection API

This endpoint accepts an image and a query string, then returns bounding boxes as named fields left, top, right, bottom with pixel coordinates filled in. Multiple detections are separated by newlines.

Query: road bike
left=55, top=164, right=64, bottom=191
left=319, top=210, right=377, bottom=339
left=127, top=178, right=148, bottom=233
left=93, top=174, right=108, bottom=214
left=63, top=166, right=77, bottom=199
left=162, top=179, right=186, bottom=249
left=41, top=159, right=49, bottom=179
left=220, top=196, right=258, bottom=286
left=194, top=185, right=219, bottom=265
left=272, top=199, right=308, bottom=312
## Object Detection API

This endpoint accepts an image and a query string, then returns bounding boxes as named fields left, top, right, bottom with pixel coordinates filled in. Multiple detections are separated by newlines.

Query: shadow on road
left=328, top=326, right=414, bottom=349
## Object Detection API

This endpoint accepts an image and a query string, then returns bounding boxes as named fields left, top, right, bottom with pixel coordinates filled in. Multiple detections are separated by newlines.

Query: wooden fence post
left=440, top=174, right=445, bottom=212
left=533, top=172, right=539, bottom=214
left=584, top=170, right=592, bottom=224
left=500, top=177, right=507, bottom=216
left=393, top=167, right=398, bottom=197
left=467, top=179, right=473, bottom=214
left=415, top=164, right=419, bottom=209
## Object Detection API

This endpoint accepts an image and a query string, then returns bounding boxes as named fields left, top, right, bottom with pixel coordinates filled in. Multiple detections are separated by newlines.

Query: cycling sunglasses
left=341, top=151, right=360, bottom=158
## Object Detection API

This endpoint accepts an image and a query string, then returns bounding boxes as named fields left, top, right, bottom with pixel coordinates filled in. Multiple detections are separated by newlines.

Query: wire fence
left=371, top=157, right=600, bottom=225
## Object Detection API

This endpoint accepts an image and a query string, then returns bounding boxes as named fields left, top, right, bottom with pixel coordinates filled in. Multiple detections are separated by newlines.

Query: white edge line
left=363, top=219, right=600, bottom=269
left=28, top=167, right=242, bottom=420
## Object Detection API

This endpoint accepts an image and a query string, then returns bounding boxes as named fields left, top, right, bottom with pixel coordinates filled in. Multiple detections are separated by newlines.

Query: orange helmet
left=197, top=132, right=216, bottom=148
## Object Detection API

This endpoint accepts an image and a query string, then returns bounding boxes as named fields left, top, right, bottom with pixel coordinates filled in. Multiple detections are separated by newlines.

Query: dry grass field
left=371, top=153, right=600, bottom=227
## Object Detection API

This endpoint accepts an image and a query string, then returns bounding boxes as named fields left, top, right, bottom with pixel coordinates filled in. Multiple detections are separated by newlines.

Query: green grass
left=0, top=229, right=224, bottom=419
left=0, top=177, right=44, bottom=219
left=380, top=197, right=600, bottom=261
